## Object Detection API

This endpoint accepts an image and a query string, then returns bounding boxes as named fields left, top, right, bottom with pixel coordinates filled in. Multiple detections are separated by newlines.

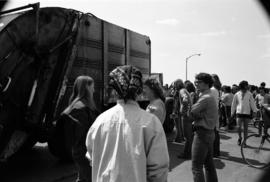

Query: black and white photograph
left=0, top=0, right=270, bottom=182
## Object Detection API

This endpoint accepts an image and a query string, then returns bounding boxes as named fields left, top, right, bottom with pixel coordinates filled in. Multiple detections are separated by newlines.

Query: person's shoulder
left=99, top=104, right=120, bottom=118
left=141, top=110, right=164, bottom=130
left=72, top=100, right=86, bottom=110
left=235, top=91, right=241, bottom=96
left=210, top=87, right=217, bottom=92
left=202, top=92, right=216, bottom=103
left=153, top=98, right=165, bottom=106
left=246, top=91, right=254, bottom=98
left=89, top=106, right=116, bottom=131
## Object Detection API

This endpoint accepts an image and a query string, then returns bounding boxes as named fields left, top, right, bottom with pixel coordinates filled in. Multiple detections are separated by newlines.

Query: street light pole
left=185, top=53, right=201, bottom=81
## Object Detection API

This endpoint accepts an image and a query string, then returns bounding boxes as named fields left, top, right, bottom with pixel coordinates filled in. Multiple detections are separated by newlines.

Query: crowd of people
left=60, top=65, right=270, bottom=182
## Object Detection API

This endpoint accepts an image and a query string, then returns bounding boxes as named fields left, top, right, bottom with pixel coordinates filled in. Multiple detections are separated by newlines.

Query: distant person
left=219, top=85, right=227, bottom=127
left=62, top=76, right=98, bottom=182
left=230, top=84, right=239, bottom=126
left=86, top=65, right=169, bottom=182
left=185, top=80, right=199, bottom=105
left=231, top=80, right=257, bottom=146
left=249, top=85, right=258, bottom=99
left=173, top=79, right=193, bottom=159
left=163, top=83, right=169, bottom=96
left=255, top=86, right=270, bottom=109
left=211, top=74, right=221, bottom=157
left=231, top=84, right=239, bottom=95
left=170, top=79, right=185, bottom=142
left=191, top=72, right=218, bottom=182
left=163, top=97, right=177, bottom=142
left=220, top=86, right=234, bottom=130
left=266, top=88, right=270, bottom=94
left=144, top=77, right=166, bottom=124
left=260, top=82, right=266, bottom=88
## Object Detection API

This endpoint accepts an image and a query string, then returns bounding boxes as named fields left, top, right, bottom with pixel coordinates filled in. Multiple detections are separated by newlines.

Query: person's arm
left=250, top=94, right=258, bottom=113
left=145, top=117, right=169, bottom=182
left=85, top=126, right=95, bottom=165
left=190, top=95, right=207, bottom=120
left=231, top=94, right=237, bottom=117
left=180, top=89, right=190, bottom=116
left=147, top=102, right=165, bottom=124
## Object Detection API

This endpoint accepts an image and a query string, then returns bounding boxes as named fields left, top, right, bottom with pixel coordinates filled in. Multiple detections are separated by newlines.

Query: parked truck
left=0, top=3, right=151, bottom=161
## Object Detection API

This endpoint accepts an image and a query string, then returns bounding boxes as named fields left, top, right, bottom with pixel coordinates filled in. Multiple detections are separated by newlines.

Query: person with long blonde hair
left=63, top=75, right=98, bottom=182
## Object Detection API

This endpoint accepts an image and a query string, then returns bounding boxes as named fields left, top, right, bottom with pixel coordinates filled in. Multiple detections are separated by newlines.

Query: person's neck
left=200, top=88, right=210, bottom=94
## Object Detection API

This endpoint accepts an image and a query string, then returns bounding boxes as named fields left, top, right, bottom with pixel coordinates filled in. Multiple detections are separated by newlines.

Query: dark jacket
left=65, top=101, right=98, bottom=158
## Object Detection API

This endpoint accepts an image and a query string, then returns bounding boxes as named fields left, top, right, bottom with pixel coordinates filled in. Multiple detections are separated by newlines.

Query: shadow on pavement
left=219, top=133, right=231, bottom=140
left=167, top=142, right=186, bottom=170
left=1, top=144, right=76, bottom=182
left=217, top=150, right=249, bottom=166
left=214, top=158, right=226, bottom=169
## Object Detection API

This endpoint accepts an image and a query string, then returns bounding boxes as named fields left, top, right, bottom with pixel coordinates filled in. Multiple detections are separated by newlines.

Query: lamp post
left=185, top=53, right=201, bottom=81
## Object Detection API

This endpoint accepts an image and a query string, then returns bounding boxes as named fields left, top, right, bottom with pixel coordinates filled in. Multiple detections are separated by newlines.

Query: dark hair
left=250, top=85, right=258, bottom=92
left=231, top=84, right=239, bottom=94
left=173, top=79, right=185, bottom=91
left=185, top=81, right=196, bottom=93
left=224, top=86, right=231, bottom=93
left=144, top=77, right=165, bottom=102
left=211, top=74, right=222, bottom=90
left=195, top=73, right=213, bottom=88
left=239, top=80, right=249, bottom=90
left=260, top=82, right=266, bottom=88
left=259, top=86, right=266, bottom=92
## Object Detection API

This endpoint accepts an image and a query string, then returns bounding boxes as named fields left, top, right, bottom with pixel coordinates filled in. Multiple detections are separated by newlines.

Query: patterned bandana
left=109, top=65, right=143, bottom=99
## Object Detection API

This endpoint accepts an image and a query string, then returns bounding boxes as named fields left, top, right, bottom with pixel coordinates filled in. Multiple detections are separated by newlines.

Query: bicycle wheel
left=241, top=134, right=270, bottom=169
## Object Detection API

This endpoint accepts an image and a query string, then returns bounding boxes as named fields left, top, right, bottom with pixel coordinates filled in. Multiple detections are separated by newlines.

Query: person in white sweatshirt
left=231, top=80, right=257, bottom=146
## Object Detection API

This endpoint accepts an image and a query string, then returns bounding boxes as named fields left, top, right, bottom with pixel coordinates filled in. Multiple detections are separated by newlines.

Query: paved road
left=168, top=127, right=265, bottom=182
left=1, top=127, right=268, bottom=182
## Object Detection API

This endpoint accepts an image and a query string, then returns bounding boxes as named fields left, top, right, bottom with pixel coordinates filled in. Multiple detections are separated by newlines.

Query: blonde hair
left=64, top=76, right=96, bottom=113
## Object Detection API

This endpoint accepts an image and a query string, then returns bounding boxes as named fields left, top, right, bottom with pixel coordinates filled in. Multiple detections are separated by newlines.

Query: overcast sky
left=4, top=0, right=270, bottom=87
